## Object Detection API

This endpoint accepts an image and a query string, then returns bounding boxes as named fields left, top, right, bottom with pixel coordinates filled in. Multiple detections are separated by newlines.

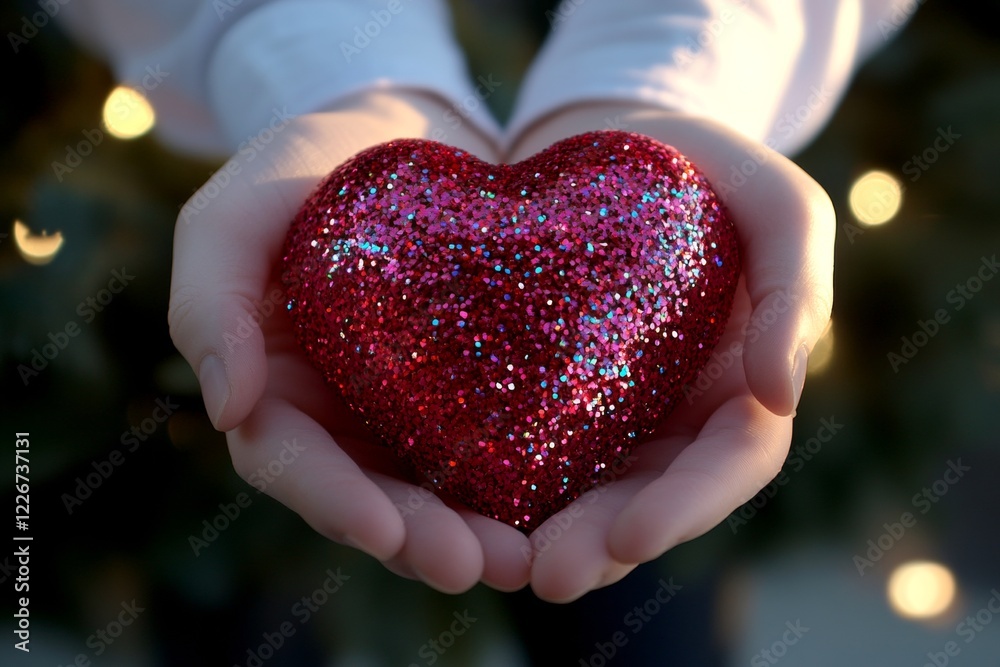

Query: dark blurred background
left=2, top=0, right=999, bottom=665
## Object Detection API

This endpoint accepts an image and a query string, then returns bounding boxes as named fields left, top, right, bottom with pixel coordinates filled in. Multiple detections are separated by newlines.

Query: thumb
left=168, top=98, right=501, bottom=430
left=169, top=156, right=323, bottom=431
left=734, top=161, right=835, bottom=416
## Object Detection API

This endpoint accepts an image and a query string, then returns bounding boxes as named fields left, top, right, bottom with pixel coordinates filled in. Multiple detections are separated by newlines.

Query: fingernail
left=791, top=344, right=809, bottom=408
left=198, top=354, right=230, bottom=428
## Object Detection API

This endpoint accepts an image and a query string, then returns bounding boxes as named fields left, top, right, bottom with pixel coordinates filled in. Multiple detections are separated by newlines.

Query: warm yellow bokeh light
left=849, top=170, right=903, bottom=226
left=13, top=219, right=64, bottom=265
left=807, top=320, right=835, bottom=375
left=887, top=561, right=957, bottom=620
left=102, top=85, right=156, bottom=140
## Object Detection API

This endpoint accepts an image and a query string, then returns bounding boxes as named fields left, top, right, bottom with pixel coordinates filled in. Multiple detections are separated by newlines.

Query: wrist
left=508, top=101, right=702, bottom=162
left=506, top=103, right=793, bottom=206
left=312, top=88, right=500, bottom=163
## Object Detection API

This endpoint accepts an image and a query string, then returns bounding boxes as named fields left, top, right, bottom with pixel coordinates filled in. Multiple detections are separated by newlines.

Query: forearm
left=59, top=0, right=501, bottom=158
left=509, top=102, right=708, bottom=162
left=304, top=89, right=499, bottom=164
left=508, top=0, right=915, bottom=156
left=507, top=101, right=782, bottom=196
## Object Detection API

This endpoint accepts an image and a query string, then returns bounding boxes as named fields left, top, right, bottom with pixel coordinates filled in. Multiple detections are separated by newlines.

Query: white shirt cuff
left=207, top=0, right=502, bottom=151
left=507, top=0, right=913, bottom=155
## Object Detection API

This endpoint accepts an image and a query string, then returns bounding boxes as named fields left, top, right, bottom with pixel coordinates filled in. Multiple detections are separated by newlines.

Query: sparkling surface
left=281, top=131, right=740, bottom=531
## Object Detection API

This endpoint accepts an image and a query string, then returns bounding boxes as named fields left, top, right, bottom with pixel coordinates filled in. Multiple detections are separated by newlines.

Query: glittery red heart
left=282, top=131, right=739, bottom=532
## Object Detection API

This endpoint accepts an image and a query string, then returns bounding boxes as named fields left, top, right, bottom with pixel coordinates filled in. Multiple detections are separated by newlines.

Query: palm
left=171, top=96, right=833, bottom=602
left=522, top=283, right=795, bottom=601
left=227, top=284, right=535, bottom=593
left=496, top=106, right=834, bottom=601
left=236, top=272, right=786, bottom=603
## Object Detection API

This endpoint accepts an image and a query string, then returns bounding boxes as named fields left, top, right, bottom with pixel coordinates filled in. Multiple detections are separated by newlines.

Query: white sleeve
left=58, top=0, right=501, bottom=158
left=507, top=0, right=918, bottom=155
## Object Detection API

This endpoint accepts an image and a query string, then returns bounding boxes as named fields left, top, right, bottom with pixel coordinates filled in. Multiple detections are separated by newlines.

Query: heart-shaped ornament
left=282, top=130, right=740, bottom=531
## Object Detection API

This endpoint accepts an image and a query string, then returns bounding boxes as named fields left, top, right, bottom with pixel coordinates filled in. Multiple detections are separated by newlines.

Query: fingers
left=369, top=473, right=485, bottom=595
left=618, top=113, right=835, bottom=417
left=170, top=112, right=413, bottom=431
left=520, top=341, right=788, bottom=601
left=507, top=104, right=835, bottom=416
left=526, top=475, right=652, bottom=603
left=169, top=153, right=325, bottom=431
left=607, top=393, right=792, bottom=564
left=171, top=92, right=500, bottom=433
left=227, top=397, right=406, bottom=561
left=228, top=393, right=490, bottom=595
left=456, top=510, right=531, bottom=592
left=377, top=491, right=534, bottom=594
left=725, top=159, right=835, bottom=416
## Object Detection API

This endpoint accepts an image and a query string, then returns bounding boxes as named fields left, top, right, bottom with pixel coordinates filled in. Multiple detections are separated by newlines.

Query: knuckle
left=803, top=178, right=835, bottom=223
left=167, top=283, right=199, bottom=345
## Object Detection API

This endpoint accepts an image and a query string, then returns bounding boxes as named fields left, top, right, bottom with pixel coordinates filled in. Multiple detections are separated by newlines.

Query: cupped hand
left=168, top=91, right=534, bottom=594
left=505, top=104, right=835, bottom=602
left=170, top=93, right=834, bottom=603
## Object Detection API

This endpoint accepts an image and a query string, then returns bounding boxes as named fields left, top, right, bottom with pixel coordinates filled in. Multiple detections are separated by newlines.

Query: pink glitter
left=281, top=131, right=740, bottom=531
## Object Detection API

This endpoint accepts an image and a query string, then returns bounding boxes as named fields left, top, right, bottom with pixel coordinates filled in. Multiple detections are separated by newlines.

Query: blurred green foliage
left=1, top=0, right=998, bottom=665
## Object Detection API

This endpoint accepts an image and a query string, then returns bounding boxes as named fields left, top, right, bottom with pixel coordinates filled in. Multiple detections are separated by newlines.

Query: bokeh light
left=849, top=170, right=903, bottom=226
left=887, top=561, right=957, bottom=620
left=102, top=85, right=156, bottom=140
left=13, top=219, right=64, bottom=265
